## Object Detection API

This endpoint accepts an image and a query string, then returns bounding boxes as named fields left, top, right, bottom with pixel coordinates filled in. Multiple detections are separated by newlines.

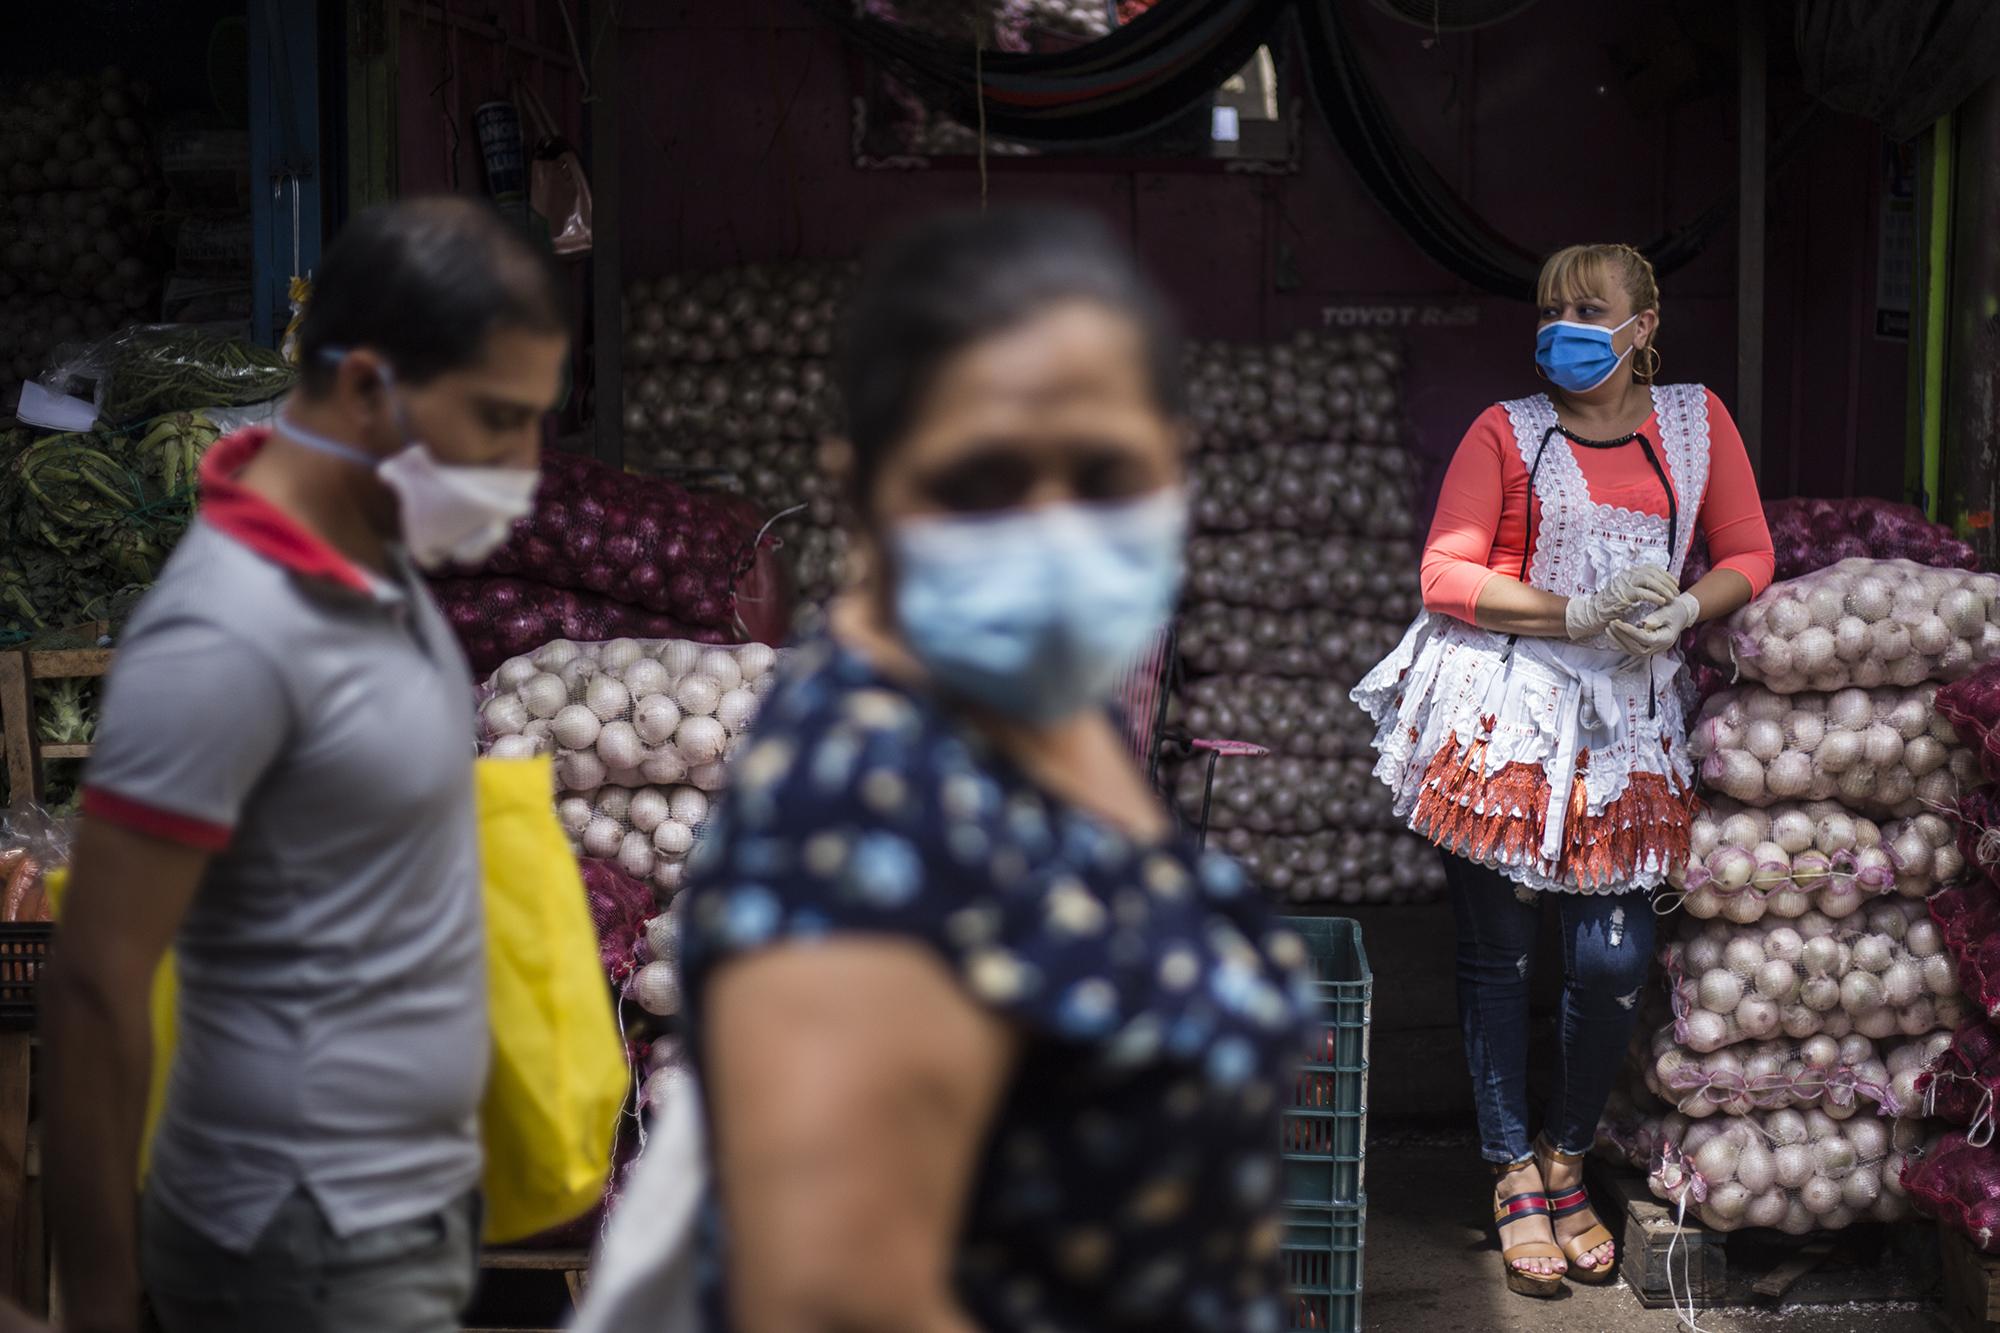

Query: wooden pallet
left=1943, top=1226, right=2000, bottom=1331
left=1588, top=1161, right=1943, bottom=1310
left=0, top=626, right=115, bottom=805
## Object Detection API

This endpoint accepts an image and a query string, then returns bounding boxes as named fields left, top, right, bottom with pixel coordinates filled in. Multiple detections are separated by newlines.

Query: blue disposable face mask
left=1536, top=313, right=1640, bottom=394
left=890, top=489, right=1187, bottom=725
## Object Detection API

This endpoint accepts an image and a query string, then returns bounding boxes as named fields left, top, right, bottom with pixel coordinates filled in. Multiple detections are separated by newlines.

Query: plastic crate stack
left=1596, top=551, right=2000, bottom=1238
left=620, top=261, right=857, bottom=639
left=1168, top=331, right=1442, bottom=906
left=1280, top=915, right=1371, bottom=1333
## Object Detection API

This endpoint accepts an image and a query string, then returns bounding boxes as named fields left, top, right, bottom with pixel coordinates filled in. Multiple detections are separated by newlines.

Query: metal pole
left=588, top=0, right=623, bottom=468
left=1736, top=2, right=1766, bottom=466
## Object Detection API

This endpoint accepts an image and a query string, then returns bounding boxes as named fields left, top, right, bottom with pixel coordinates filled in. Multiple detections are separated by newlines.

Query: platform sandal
left=1534, top=1135, right=1617, bottom=1284
left=1492, top=1168, right=1566, bottom=1298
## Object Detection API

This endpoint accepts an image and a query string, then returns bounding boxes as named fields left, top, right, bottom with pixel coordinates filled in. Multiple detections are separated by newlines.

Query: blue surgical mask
left=891, top=489, right=1187, bottom=725
left=1536, top=314, right=1640, bottom=394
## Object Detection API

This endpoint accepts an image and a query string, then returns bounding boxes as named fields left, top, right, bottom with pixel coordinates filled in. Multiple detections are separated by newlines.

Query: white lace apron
left=1352, top=385, right=1714, bottom=894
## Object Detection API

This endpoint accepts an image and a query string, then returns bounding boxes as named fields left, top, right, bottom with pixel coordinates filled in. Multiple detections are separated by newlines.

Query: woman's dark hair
left=838, top=205, right=1183, bottom=511
left=297, top=195, right=569, bottom=392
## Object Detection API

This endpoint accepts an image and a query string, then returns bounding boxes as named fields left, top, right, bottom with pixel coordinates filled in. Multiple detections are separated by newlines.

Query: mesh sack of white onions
left=1595, top=1082, right=1673, bottom=1171
left=1188, top=442, right=1417, bottom=537
left=1641, top=1024, right=1951, bottom=1119
left=1172, top=675, right=1375, bottom=759
left=1177, top=604, right=1406, bottom=682
left=626, top=356, right=840, bottom=443
left=623, top=260, right=855, bottom=367
left=1184, top=532, right=1420, bottom=618
left=627, top=902, right=686, bottom=1020
left=478, top=638, right=782, bottom=897
left=1183, top=331, right=1403, bottom=447
left=1172, top=755, right=1398, bottom=835
left=1688, top=683, right=1977, bottom=816
left=1222, top=828, right=1445, bottom=904
left=1646, top=1106, right=1930, bottom=1232
left=1674, top=798, right=1960, bottom=922
left=1664, top=899, right=1965, bottom=1053
left=1700, top=559, right=2000, bottom=693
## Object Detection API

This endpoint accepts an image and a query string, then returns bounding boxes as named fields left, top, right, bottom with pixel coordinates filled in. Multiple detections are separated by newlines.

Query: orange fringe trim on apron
left=1411, top=736, right=1695, bottom=891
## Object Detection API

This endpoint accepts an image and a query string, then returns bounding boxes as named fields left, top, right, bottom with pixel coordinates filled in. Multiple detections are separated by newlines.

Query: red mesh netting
left=1960, top=787, right=2000, bottom=883
left=1904, top=1131, right=2000, bottom=1251
left=1684, top=496, right=1978, bottom=586
left=1918, top=1020, right=2000, bottom=1128
left=428, top=578, right=732, bottom=676
left=580, top=858, right=654, bottom=988
left=1939, top=667, right=2000, bottom=784
left=1930, top=876, right=2000, bottom=1018
left=453, top=451, right=767, bottom=630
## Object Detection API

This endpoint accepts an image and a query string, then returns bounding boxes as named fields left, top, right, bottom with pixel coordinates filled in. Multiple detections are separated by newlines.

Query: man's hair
left=297, top=195, right=569, bottom=392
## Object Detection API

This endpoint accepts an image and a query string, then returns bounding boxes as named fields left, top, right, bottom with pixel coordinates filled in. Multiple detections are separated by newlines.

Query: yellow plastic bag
left=50, top=755, right=627, bottom=1242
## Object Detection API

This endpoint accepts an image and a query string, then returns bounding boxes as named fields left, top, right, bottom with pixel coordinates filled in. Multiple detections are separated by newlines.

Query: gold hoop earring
left=1635, top=344, right=1662, bottom=383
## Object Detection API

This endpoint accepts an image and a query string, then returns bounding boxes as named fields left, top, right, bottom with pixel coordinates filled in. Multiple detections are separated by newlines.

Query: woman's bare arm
left=704, top=940, right=1017, bottom=1333
left=1469, top=574, right=1572, bottom=639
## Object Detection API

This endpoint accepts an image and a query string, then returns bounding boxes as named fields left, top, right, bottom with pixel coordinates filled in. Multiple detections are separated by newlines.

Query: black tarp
left=1796, top=0, right=2000, bottom=142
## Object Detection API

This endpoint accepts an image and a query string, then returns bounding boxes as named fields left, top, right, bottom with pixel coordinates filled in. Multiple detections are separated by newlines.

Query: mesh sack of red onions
left=581, top=858, right=654, bottom=990
left=1682, top=496, right=1978, bottom=587
left=1904, top=1131, right=2000, bottom=1250
left=455, top=451, right=764, bottom=629
left=1176, top=604, right=1406, bottom=682
left=1594, top=1083, right=1671, bottom=1171
left=1172, top=675, right=1375, bottom=760
left=1218, top=827, right=1444, bottom=905
left=478, top=638, right=782, bottom=901
left=1928, top=878, right=2000, bottom=1018
left=1915, top=1020, right=2000, bottom=1130
left=1664, top=899, right=1965, bottom=1053
left=1187, top=441, right=1417, bottom=538
left=1937, top=665, right=2000, bottom=784
left=1182, top=332, right=1404, bottom=450
left=1183, top=532, right=1421, bottom=619
left=1170, top=755, right=1397, bottom=836
left=1699, top=559, right=2000, bottom=694
left=1673, top=798, right=1957, bottom=923
left=430, top=578, right=729, bottom=676
left=1641, top=1022, right=1948, bottom=1119
left=1689, top=683, right=1976, bottom=817
left=1647, top=1106, right=1929, bottom=1232
left=1959, top=786, right=2000, bottom=881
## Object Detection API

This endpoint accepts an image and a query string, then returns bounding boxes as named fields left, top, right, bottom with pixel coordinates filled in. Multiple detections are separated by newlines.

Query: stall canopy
left=1795, top=0, right=2000, bottom=143
left=806, top=0, right=1819, bottom=301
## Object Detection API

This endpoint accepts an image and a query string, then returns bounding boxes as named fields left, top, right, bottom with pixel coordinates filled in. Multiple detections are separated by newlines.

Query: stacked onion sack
left=0, top=68, right=159, bottom=411
left=430, top=451, right=785, bottom=674
left=1595, top=557, right=2000, bottom=1233
left=478, top=637, right=782, bottom=906
left=621, top=261, right=856, bottom=639
left=1167, top=331, right=1440, bottom=905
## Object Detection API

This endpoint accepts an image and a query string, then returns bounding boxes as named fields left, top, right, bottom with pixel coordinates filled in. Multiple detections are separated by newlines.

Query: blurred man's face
left=388, top=326, right=568, bottom=471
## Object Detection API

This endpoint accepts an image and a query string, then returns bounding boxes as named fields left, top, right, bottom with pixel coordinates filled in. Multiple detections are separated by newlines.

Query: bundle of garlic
left=1689, top=683, right=1978, bottom=817
left=1702, top=558, right=2000, bottom=693
left=1674, top=797, right=1960, bottom=922
left=1648, top=1107, right=1930, bottom=1233
left=1641, top=1024, right=1951, bottom=1119
left=1664, top=900, right=1964, bottom=1053
left=478, top=638, right=781, bottom=900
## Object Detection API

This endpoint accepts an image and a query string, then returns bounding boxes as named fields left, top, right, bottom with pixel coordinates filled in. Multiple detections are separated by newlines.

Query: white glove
left=1563, top=564, right=1681, bottom=642
left=1607, top=592, right=1701, bottom=658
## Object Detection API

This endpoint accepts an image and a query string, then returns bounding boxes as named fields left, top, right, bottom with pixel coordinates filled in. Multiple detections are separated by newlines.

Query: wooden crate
left=1943, top=1226, right=2000, bottom=1331
left=464, top=1247, right=589, bottom=1333
left=0, top=628, right=114, bottom=805
left=1588, top=1162, right=1943, bottom=1310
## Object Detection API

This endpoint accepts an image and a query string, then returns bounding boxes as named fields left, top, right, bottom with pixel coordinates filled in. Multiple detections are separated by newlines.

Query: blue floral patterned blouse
left=679, top=641, right=1316, bottom=1332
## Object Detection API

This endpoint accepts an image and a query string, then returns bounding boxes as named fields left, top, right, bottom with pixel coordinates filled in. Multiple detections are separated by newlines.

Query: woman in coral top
left=1354, top=244, right=1774, bottom=1297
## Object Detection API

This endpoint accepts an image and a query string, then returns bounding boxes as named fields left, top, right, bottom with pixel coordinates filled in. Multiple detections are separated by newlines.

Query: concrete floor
left=1362, top=1136, right=1949, bottom=1333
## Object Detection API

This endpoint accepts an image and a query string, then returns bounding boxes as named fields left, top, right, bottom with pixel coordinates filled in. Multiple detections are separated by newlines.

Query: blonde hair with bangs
left=1536, top=244, right=1660, bottom=323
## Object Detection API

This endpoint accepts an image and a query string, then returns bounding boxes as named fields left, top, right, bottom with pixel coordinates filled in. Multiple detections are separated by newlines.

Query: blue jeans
left=1442, top=854, right=1655, bottom=1166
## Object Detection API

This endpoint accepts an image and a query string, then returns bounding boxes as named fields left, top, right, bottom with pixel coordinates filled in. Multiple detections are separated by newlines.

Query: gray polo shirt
left=83, top=453, right=488, bottom=1253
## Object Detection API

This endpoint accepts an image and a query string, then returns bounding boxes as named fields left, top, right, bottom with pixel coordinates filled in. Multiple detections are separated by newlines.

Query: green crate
left=1282, top=1199, right=1364, bottom=1333
left=1278, top=916, right=1369, bottom=1333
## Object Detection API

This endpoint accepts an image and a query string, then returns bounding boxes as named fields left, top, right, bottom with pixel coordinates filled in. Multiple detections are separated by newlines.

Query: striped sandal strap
left=1494, top=1191, right=1554, bottom=1224
left=1547, top=1186, right=1593, bottom=1219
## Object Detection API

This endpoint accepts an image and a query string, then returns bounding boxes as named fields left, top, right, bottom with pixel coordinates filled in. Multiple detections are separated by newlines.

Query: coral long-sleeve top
left=1421, top=388, right=1775, bottom=622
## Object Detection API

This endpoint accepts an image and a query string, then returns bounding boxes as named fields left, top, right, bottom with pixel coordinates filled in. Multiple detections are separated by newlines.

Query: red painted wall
left=396, top=0, right=1911, bottom=506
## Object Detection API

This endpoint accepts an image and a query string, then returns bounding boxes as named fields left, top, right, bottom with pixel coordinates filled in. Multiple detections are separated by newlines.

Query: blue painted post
left=249, top=0, right=324, bottom=348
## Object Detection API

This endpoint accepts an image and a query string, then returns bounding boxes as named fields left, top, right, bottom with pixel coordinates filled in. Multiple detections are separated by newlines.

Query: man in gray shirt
left=42, top=197, right=569, bottom=1333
